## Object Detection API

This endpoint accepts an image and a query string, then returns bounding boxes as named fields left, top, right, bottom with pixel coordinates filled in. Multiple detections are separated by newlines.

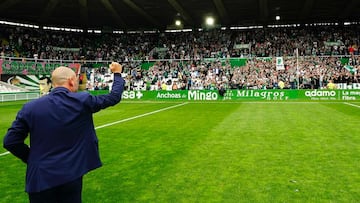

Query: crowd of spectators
left=116, top=56, right=359, bottom=91
left=1, top=24, right=360, bottom=90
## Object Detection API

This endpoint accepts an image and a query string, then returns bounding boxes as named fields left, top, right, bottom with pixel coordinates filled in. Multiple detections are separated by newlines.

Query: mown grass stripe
left=95, top=102, right=188, bottom=129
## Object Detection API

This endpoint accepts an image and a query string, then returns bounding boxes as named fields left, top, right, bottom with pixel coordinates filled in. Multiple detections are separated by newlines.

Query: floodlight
left=175, top=20, right=181, bottom=26
left=206, top=17, right=215, bottom=26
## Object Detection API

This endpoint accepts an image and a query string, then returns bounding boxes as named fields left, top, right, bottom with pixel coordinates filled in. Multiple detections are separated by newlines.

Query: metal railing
left=0, top=92, right=39, bottom=102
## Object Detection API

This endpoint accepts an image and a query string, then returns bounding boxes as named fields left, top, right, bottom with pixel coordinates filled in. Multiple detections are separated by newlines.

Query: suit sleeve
left=3, top=108, right=30, bottom=163
left=85, top=73, right=125, bottom=113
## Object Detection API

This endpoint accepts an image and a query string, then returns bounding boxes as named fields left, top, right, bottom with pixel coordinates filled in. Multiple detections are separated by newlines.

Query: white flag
left=276, top=57, right=285, bottom=70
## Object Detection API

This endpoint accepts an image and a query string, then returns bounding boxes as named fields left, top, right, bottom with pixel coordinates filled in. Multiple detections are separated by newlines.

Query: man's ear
left=68, top=78, right=73, bottom=86
left=68, top=77, right=75, bottom=90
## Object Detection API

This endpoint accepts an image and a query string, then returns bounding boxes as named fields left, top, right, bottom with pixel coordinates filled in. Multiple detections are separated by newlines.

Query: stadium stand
left=1, top=25, right=359, bottom=60
left=1, top=24, right=359, bottom=91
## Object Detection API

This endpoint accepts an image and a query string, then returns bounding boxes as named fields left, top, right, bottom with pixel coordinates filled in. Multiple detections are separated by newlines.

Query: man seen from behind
left=3, top=62, right=125, bottom=203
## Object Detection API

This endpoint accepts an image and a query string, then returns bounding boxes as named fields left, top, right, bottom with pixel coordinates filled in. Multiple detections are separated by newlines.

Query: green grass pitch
left=1, top=100, right=360, bottom=202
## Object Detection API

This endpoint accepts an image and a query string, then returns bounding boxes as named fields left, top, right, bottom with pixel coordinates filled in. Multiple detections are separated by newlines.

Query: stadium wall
left=2, top=89, right=360, bottom=102
left=91, top=89, right=360, bottom=101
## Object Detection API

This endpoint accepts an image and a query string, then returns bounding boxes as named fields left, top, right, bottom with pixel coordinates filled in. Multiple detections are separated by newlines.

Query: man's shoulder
left=69, top=91, right=92, bottom=100
left=26, top=95, right=49, bottom=105
left=20, top=96, right=51, bottom=113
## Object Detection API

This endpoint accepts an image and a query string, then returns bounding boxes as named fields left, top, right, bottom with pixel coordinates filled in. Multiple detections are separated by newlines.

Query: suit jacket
left=3, top=73, right=125, bottom=193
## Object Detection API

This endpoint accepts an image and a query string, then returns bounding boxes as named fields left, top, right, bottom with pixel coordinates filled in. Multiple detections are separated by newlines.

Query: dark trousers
left=28, top=177, right=83, bottom=203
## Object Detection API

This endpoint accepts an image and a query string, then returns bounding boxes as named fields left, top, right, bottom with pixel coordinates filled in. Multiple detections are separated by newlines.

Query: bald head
left=51, top=66, right=78, bottom=92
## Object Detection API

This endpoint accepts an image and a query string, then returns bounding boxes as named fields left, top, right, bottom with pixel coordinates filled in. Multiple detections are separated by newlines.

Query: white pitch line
left=344, top=102, right=360, bottom=108
left=0, top=102, right=188, bottom=157
left=95, top=102, right=188, bottom=129
left=0, top=151, right=10, bottom=156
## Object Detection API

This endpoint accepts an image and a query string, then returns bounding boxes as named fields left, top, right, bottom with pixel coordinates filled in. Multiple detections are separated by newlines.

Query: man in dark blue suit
left=3, top=62, right=125, bottom=203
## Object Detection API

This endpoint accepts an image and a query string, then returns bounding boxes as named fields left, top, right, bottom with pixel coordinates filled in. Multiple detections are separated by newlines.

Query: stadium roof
left=0, top=0, right=359, bottom=31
